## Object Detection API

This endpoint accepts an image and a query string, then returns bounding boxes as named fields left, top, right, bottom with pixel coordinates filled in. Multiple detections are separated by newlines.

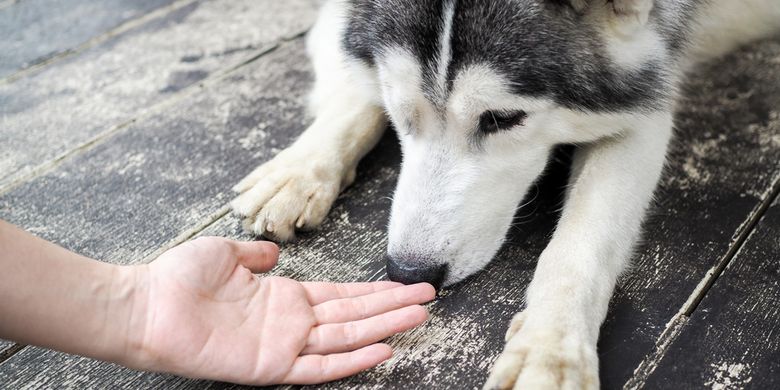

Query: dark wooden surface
left=0, top=1, right=778, bottom=389
left=643, top=195, right=780, bottom=389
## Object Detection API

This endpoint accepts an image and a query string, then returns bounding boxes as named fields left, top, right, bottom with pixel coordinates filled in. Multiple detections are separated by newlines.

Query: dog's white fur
left=232, top=0, right=780, bottom=388
left=232, top=0, right=385, bottom=240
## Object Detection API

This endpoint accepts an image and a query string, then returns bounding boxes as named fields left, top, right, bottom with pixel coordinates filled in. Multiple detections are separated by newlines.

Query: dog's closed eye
left=479, top=110, right=528, bottom=134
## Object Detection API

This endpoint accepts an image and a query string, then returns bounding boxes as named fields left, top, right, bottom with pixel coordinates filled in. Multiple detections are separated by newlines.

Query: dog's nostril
left=385, top=254, right=448, bottom=290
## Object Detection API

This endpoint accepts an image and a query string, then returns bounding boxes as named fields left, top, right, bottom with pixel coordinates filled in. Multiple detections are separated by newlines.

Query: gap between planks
left=2, top=159, right=775, bottom=384
left=0, top=344, right=25, bottom=365
left=0, top=210, right=234, bottom=367
left=3, top=15, right=773, bottom=380
left=683, top=172, right=780, bottom=316
left=0, top=34, right=309, bottom=364
left=2, top=137, right=775, bottom=382
left=0, top=0, right=197, bottom=86
left=136, top=201, right=388, bottom=390
left=624, top=171, right=780, bottom=390
left=0, top=33, right=307, bottom=199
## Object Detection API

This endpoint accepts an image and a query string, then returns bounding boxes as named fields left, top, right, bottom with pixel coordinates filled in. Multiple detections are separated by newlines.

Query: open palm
left=131, top=237, right=434, bottom=385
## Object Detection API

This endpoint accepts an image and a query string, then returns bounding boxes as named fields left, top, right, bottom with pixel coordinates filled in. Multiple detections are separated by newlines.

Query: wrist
left=104, top=263, right=152, bottom=371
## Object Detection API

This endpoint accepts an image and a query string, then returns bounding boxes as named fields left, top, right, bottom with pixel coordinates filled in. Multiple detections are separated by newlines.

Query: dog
left=231, top=0, right=780, bottom=388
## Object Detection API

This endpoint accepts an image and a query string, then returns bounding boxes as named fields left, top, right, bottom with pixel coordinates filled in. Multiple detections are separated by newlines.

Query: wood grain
left=0, top=0, right=318, bottom=191
left=176, top=39, right=780, bottom=390
left=607, top=39, right=780, bottom=390
left=0, top=38, right=314, bottom=263
left=641, top=194, right=780, bottom=389
left=0, top=0, right=178, bottom=78
left=0, top=38, right=319, bottom=389
left=0, top=341, right=16, bottom=360
left=0, top=17, right=778, bottom=390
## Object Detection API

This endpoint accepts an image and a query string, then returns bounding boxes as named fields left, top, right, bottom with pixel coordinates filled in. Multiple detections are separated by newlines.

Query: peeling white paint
left=705, top=362, right=753, bottom=390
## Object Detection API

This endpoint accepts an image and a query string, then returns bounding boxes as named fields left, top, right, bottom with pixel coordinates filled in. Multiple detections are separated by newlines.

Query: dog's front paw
left=231, top=147, right=352, bottom=241
left=484, top=317, right=599, bottom=390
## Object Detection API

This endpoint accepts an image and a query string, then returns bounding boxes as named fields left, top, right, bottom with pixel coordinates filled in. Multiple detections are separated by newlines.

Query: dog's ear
left=570, top=0, right=655, bottom=37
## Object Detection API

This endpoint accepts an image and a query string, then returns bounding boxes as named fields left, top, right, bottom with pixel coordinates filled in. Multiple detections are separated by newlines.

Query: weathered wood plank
left=0, top=38, right=321, bottom=388
left=123, top=35, right=780, bottom=390
left=0, top=0, right=318, bottom=191
left=0, top=38, right=314, bottom=262
left=227, top=39, right=780, bottom=390
left=641, top=194, right=780, bottom=389
left=0, top=0, right=178, bottom=78
left=0, top=33, right=778, bottom=390
left=602, top=39, right=780, bottom=389
left=0, top=341, right=15, bottom=359
left=0, top=120, right=569, bottom=390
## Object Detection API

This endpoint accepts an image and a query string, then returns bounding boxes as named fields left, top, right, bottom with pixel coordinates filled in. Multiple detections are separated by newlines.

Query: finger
left=303, top=305, right=428, bottom=355
left=313, top=283, right=436, bottom=324
left=302, top=281, right=404, bottom=305
left=230, top=240, right=279, bottom=273
left=280, top=344, right=393, bottom=385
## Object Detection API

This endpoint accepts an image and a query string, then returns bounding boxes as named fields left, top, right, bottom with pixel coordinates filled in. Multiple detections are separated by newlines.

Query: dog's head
left=344, top=0, right=683, bottom=287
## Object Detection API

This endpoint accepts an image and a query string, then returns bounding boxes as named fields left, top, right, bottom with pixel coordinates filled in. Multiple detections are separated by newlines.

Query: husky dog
left=232, top=0, right=780, bottom=388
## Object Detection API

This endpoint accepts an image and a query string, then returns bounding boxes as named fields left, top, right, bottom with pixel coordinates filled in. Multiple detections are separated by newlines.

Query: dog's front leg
left=231, top=97, right=386, bottom=241
left=485, top=113, right=673, bottom=390
left=232, top=87, right=386, bottom=241
left=232, top=2, right=386, bottom=241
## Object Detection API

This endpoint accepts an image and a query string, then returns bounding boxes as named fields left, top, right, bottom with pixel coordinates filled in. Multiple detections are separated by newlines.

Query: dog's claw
left=485, top=318, right=599, bottom=390
left=230, top=148, right=345, bottom=242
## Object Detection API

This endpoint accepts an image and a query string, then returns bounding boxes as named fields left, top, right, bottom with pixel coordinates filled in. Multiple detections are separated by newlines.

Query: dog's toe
left=252, top=180, right=313, bottom=241
left=296, top=184, right=341, bottom=231
left=485, top=321, right=599, bottom=390
left=230, top=176, right=282, bottom=218
left=504, top=312, right=527, bottom=342
left=231, top=149, right=346, bottom=241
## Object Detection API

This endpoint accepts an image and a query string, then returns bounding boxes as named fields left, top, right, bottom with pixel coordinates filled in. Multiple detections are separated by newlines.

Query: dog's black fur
left=343, top=0, right=704, bottom=112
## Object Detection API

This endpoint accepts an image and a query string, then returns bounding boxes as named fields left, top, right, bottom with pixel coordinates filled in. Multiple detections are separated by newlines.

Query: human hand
left=123, top=237, right=435, bottom=385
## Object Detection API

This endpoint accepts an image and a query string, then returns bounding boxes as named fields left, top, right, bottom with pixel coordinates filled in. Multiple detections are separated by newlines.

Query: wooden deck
left=1, top=1, right=779, bottom=389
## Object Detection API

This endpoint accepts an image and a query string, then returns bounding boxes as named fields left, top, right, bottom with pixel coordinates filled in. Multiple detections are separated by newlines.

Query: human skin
left=0, top=220, right=435, bottom=385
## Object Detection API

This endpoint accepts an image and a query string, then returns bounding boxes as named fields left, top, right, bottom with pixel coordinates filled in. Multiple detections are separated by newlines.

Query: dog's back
left=687, top=0, right=780, bottom=66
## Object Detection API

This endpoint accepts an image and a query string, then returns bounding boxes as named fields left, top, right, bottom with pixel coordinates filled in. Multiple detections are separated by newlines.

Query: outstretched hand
left=126, top=237, right=435, bottom=385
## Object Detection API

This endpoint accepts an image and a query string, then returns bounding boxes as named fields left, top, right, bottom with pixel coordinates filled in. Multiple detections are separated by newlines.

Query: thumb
left=231, top=240, right=279, bottom=273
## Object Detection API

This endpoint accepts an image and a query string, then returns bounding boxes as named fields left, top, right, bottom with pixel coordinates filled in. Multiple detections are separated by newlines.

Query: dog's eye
left=478, top=110, right=528, bottom=134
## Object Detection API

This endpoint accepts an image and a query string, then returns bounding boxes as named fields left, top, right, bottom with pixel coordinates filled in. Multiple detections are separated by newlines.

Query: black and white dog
left=232, top=0, right=780, bottom=388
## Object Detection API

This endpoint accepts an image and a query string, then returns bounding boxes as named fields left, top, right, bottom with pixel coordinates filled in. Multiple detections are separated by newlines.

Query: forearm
left=0, top=220, right=144, bottom=366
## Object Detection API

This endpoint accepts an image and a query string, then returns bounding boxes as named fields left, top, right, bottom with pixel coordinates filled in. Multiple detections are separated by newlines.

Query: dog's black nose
left=385, top=254, right=447, bottom=289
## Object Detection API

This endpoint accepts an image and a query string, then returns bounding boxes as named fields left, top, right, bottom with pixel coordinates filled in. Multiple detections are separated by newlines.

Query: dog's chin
left=440, top=275, right=469, bottom=289
left=439, top=268, right=485, bottom=289
left=439, top=257, right=498, bottom=288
